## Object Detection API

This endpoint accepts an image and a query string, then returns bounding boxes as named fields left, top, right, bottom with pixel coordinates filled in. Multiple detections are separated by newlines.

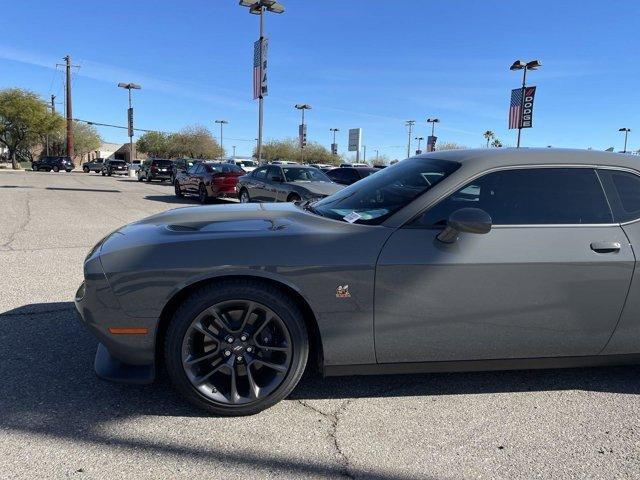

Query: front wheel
left=164, top=280, right=309, bottom=416
left=239, top=189, right=251, bottom=203
left=198, top=183, right=208, bottom=204
left=146, top=175, right=152, bottom=182
left=83, top=166, right=89, bottom=173
left=287, top=193, right=301, bottom=204
left=52, top=166, right=59, bottom=172
left=174, top=181, right=183, bottom=197
left=32, top=165, right=38, bottom=171
left=66, top=169, right=72, bottom=173
left=101, top=171, right=105, bottom=176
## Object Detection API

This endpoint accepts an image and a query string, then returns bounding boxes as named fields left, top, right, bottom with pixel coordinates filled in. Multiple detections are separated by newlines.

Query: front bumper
left=74, top=254, right=157, bottom=384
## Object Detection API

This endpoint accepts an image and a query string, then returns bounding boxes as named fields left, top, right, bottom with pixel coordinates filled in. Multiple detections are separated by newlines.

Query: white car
left=340, top=162, right=369, bottom=168
left=226, top=159, right=259, bottom=172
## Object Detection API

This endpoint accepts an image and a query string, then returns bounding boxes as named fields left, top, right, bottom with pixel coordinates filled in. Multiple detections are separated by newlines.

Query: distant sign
left=298, top=124, right=307, bottom=148
left=348, top=128, right=361, bottom=152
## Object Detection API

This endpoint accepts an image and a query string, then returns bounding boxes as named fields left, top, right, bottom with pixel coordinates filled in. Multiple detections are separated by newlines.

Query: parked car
left=236, top=164, right=343, bottom=204
left=171, top=158, right=201, bottom=184
left=340, top=162, right=369, bottom=168
left=326, top=166, right=379, bottom=185
left=82, top=158, right=105, bottom=173
left=174, top=161, right=245, bottom=203
left=138, top=158, right=174, bottom=182
left=226, top=159, right=259, bottom=173
left=129, top=160, right=142, bottom=172
left=101, top=159, right=129, bottom=176
left=309, top=163, right=334, bottom=170
left=271, top=160, right=299, bottom=165
left=76, top=148, right=640, bottom=416
left=32, top=156, right=74, bottom=172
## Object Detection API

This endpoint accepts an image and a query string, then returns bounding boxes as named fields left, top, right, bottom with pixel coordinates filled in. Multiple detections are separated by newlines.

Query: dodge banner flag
left=509, top=86, right=536, bottom=129
left=253, top=38, right=269, bottom=99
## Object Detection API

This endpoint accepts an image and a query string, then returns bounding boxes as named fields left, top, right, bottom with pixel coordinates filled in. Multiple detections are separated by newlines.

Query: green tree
left=137, top=131, right=170, bottom=157
left=0, top=88, right=65, bottom=169
left=491, top=138, right=503, bottom=148
left=255, top=138, right=340, bottom=165
left=372, top=154, right=390, bottom=167
left=436, top=141, right=467, bottom=151
left=50, top=121, right=101, bottom=159
left=483, top=130, right=494, bottom=148
left=167, top=125, right=224, bottom=159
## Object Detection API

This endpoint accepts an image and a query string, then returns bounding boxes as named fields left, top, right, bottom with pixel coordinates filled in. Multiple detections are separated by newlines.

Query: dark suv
left=32, top=156, right=75, bottom=172
left=138, top=158, right=174, bottom=182
left=102, top=159, right=129, bottom=176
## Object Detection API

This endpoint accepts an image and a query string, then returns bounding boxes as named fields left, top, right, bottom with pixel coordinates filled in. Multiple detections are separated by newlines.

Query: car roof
left=415, top=148, right=639, bottom=170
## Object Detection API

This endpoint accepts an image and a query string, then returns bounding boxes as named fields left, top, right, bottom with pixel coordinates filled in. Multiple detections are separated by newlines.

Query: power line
left=74, top=118, right=171, bottom=134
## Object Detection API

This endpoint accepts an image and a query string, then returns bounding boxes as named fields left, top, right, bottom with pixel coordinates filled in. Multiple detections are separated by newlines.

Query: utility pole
left=363, top=145, right=367, bottom=163
left=405, top=120, right=415, bottom=158
left=118, top=82, right=142, bottom=163
left=232, top=145, right=237, bottom=157
left=50, top=94, right=56, bottom=113
left=215, top=120, right=228, bottom=158
left=64, top=55, right=74, bottom=159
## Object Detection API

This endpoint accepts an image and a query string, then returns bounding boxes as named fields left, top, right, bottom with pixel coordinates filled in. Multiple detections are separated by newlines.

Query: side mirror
left=437, top=208, right=492, bottom=244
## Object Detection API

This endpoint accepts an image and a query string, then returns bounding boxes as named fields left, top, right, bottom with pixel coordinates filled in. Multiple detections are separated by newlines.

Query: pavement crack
left=297, top=399, right=356, bottom=480
left=1, top=193, right=32, bottom=250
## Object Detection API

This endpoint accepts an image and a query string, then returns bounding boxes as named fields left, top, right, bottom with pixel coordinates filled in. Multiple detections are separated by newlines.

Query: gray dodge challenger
left=75, top=148, right=640, bottom=415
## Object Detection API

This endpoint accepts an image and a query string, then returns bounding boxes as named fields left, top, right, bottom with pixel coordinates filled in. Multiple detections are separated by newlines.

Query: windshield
left=313, top=158, right=460, bottom=224
left=237, top=161, right=257, bottom=167
left=283, top=167, right=331, bottom=183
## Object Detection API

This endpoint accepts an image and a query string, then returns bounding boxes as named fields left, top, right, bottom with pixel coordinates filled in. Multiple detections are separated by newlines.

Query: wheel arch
left=155, top=274, right=324, bottom=375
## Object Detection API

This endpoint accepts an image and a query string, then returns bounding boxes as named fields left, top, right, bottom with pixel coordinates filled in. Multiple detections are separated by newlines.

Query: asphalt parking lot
left=1, top=169, right=639, bottom=479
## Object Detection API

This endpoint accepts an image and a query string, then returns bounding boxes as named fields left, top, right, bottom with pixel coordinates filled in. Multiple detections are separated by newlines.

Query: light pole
left=363, top=145, right=367, bottom=163
left=405, top=120, right=415, bottom=158
left=239, top=0, right=285, bottom=163
left=330, top=128, right=339, bottom=155
left=117, top=82, right=142, bottom=163
left=619, top=128, right=631, bottom=153
left=426, top=118, right=439, bottom=152
left=510, top=59, right=541, bottom=148
left=295, top=104, right=311, bottom=163
left=232, top=145, right=237, bottom=157
left=215, top=119, right=228, bottom=158
left=415, top=136, right=424, bottom=154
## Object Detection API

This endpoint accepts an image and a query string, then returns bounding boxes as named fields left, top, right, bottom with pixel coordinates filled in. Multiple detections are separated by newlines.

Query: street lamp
left=117, top=82, right=141, bottom=163
left=215, top=119, right=229, bottom=158
left=405, top=120, right=416, bottom=158
left=330, top=128, right=339, bottom=155
left=509, top=59, right=541, bottom=148
left=295, top=104, right=311, bottom=163
left=619, top=128, right=631, bottom=153
left=239, top=0, right=285, bottom=163
left=415, top=136, right=424, bottom=154
left=426, top=118, right=440, bottom=152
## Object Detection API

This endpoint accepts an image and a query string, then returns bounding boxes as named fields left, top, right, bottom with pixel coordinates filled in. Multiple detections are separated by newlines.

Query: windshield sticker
left=343, top=212, right=362, bottom=223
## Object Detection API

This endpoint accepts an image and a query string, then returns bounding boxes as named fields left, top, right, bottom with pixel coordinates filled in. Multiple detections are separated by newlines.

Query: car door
left=245, top=166, right=268, bottom=201
left=375, top=166, right=635, bottom=363
left=265, top=166, right=285, bottom=202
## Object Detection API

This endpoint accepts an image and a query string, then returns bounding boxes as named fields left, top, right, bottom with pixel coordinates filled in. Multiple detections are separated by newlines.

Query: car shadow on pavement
left=2, top=301, right=640, bottom=479
left=144, top=195, right=237, bottom=206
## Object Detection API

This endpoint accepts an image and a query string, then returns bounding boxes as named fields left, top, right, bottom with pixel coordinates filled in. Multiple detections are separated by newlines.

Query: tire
left=239, top=189, right=251, bottom=204
left=137, top=173, right=143, bottom=182
left=66, top=169, right=72, bottom=173
left=108, top=172, right=112, bottom=176
left=198, top=183, right=208, bottom=204
left=160, top=179, right=165, bottom=183
left=174, top=181, right=183, bottom=197
left=101, top=171, right=105, bottom=176
left=164, top=280, right=309, bottom=416
left=287, top=193, right=301, bottom=204
left=83, top=166, right=89, bottom=173
left=32, top=165, right=38, bottom=171
left=146, top=175, right=152, bottom=183
left=52, top=166, right=59, bottom=172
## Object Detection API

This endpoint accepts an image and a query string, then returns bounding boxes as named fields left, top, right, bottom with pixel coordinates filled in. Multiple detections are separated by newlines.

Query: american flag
left=508, top=88, right=522, bottom=129
left=253, top=38, right=268, bottom=100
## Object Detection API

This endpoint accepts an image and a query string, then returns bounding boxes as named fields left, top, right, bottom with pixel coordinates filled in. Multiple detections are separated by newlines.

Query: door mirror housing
left=437, top=208, right=492, bottom=244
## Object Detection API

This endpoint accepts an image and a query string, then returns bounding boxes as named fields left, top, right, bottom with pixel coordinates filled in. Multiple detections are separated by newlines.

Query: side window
left=598, top=169, right=640, bottom=223
left=186, top=164, right=199, bottom=174
left=267, top=167, right=281, bottom=181
left=253, top=166, right=268, bottom=179
left=413, top=168, right=613, bottom=227
left=328, top=169, right=348, bottom=184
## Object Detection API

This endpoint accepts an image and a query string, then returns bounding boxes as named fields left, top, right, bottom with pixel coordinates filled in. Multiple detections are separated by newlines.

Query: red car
left=174, top=162, right=245, bottom=203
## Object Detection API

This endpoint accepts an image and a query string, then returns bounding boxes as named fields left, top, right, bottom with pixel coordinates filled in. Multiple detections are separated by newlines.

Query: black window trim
left=597, top=165, right=640, bottom=225
left=404, top=164, right=619, bottom=229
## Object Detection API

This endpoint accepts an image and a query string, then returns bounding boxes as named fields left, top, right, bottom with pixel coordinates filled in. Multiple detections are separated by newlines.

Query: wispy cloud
left=0, top=44, right=251, bottom=111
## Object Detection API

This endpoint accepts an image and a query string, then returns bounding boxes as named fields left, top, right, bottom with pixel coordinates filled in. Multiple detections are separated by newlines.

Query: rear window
left=111, top=160, right=126, bottom=165
left=153, top=160, right=173, bottom=167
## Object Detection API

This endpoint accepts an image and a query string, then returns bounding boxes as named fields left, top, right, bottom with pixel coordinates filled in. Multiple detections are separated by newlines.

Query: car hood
left=288, top=181, right=344, bottom=196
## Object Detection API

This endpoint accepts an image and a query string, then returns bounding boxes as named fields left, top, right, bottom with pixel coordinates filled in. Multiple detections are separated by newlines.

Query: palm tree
left=491, top=138, right=502, bottom=148
left=483, top=130, right=495, bottom=148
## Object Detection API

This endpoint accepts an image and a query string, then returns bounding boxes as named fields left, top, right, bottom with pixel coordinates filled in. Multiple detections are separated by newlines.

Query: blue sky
left=1, top=1, right=638, bottom=158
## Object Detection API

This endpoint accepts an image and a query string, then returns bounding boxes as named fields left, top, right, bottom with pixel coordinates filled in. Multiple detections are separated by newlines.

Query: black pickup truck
left=82, top=158, right=105, bottom=173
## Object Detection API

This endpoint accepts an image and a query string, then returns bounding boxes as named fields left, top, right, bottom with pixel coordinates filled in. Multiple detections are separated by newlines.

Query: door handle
left=590, top=241, right=621, bottom=253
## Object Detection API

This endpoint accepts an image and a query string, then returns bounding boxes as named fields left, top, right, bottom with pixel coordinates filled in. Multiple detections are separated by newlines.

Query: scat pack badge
left=336, top=285, right=351, bottom=298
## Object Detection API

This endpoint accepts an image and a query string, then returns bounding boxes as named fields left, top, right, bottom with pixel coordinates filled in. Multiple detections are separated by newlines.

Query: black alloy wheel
left=165, top=281, right=308, bottom=415
left=174, top=181, right=183, bottom=197
left=198, top=183, right=208, bottom=204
